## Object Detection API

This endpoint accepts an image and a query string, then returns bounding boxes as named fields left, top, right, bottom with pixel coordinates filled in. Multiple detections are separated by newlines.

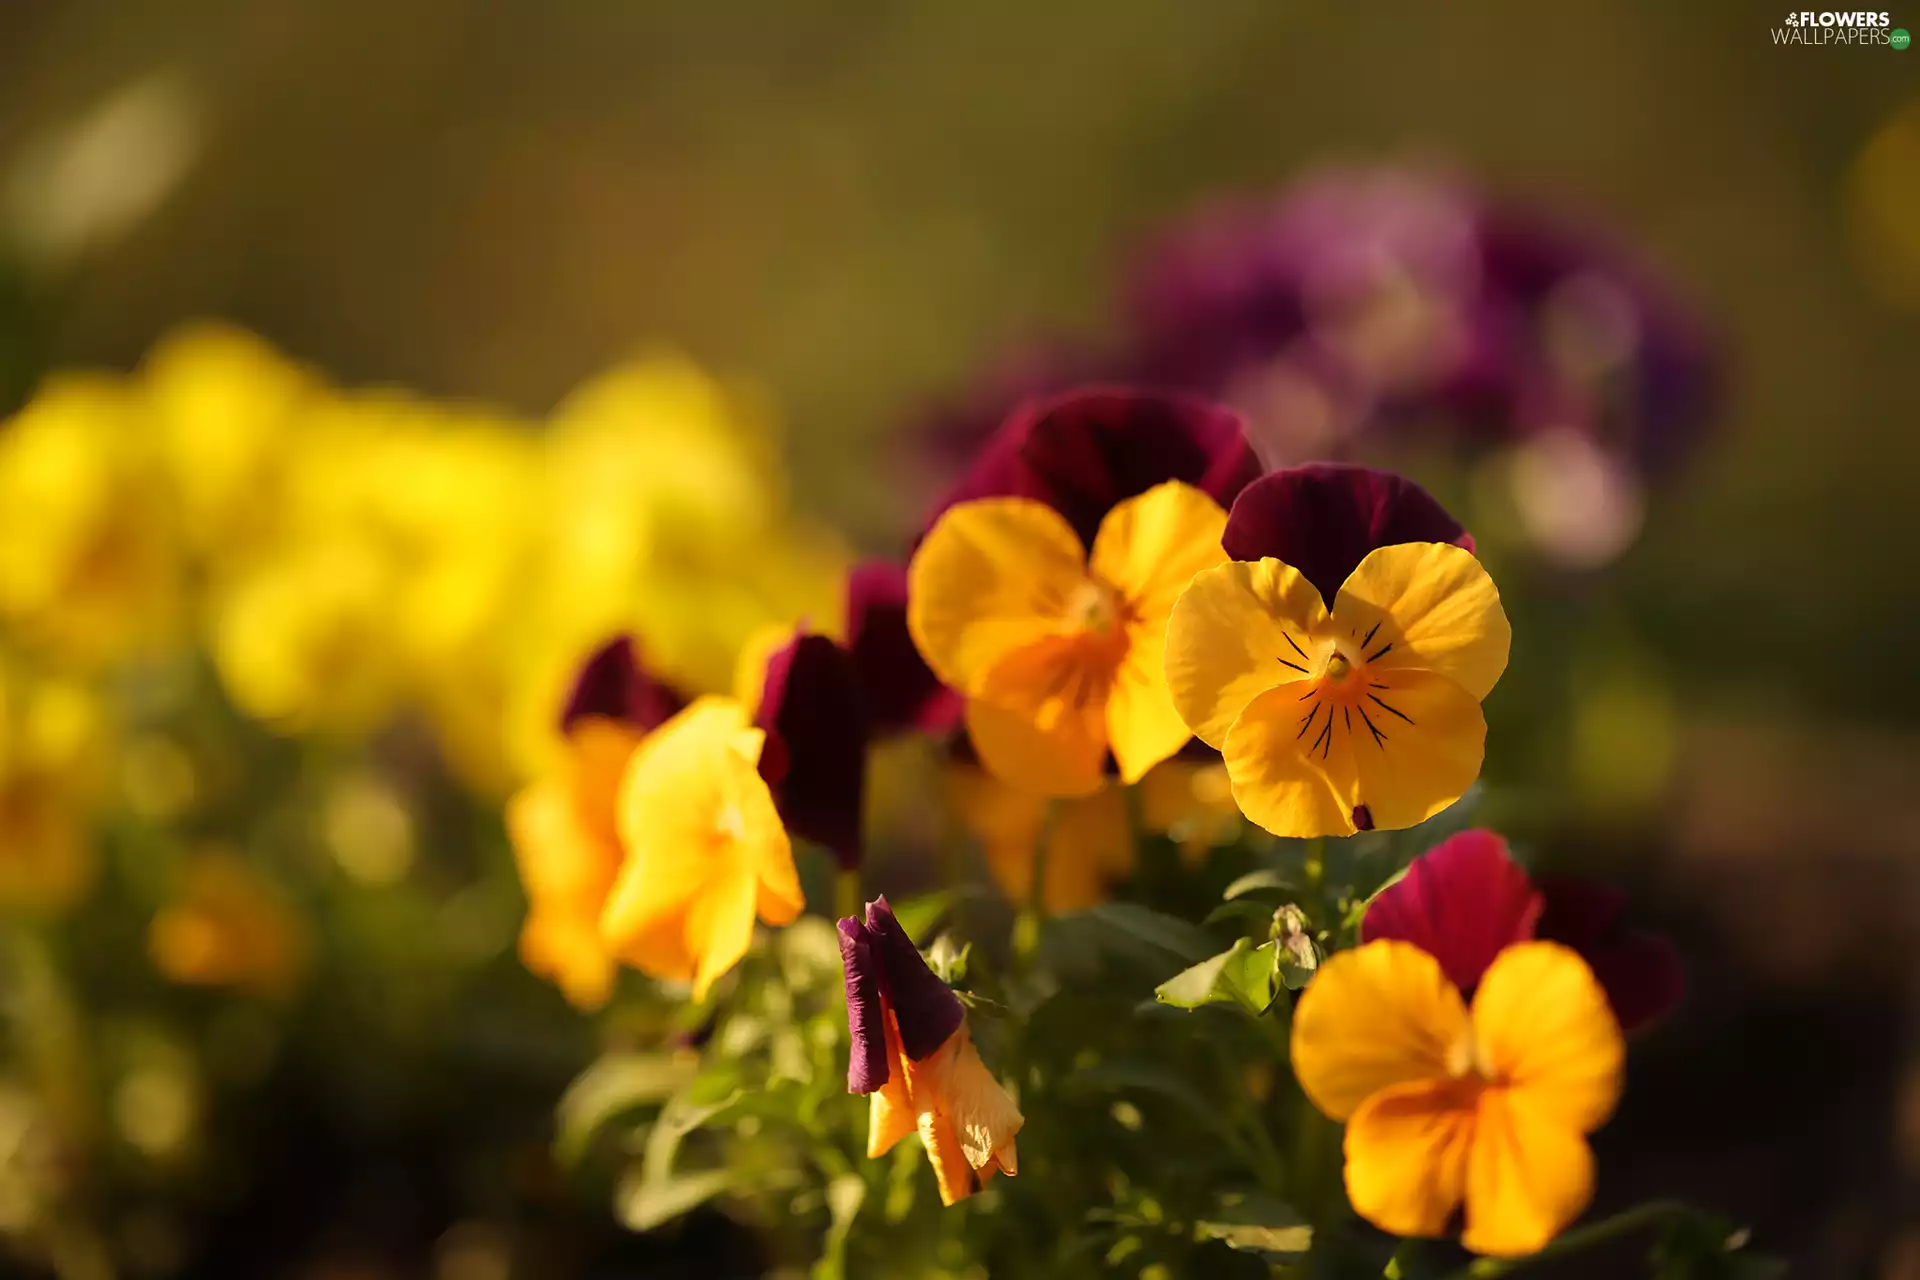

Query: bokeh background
left=0, top=1, right=1914, bottom=1277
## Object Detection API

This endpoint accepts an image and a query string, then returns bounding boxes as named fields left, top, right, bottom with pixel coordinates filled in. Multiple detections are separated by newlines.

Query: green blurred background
left=0, top=1, right=1915, bottom=1277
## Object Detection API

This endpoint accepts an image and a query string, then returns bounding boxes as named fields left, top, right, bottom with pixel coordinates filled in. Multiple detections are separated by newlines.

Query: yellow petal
left=518, top=912, right=616, bottom=1011
left=601, top=697, right=794, bottom=996
left=907, top=497, right=1088, bottom=693
left=1165, top=558, right=1331, bottom=748
left=1088, top=480, right=1228, bottom=625
left=1291, top=939, right=1468, bottom=1122
left=1344, top=1078, right=1479, bottom=1240
left=868, top=1011, right=919, bottom=1159
left=1471, top=942, right=1623, bottom=1133
left=1220, top=682, right=1360, bottom=839
left=919, top=1108, right=979, bottom=1206
left=1461, top=1090, right=1596, bottom=1257
left=965, top=639, right=1111, bottom=798
left=1347, top=669, right=1488, bottom=832
left=1105, top=640, right=1193, bottom=784
left=939, top=1024, right=1025, bottom=1173
left=1333, top=543, right=1511, bottom=701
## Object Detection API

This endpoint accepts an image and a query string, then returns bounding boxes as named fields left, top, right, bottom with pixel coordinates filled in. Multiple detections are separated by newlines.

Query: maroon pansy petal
left=1361, top=828, right=1541, bottom=995
left=560, top=634, right=686, bottom=735
left=844, top=559, right=962, bottom=738
left=928, top=387, right=1259, bottom=548
left=1220, top=464, right=1472, bottom=607
left=838, top=917, right=889, bottom=1094
left=756, top=632, right=870, bottom=871
left=1536, top=876, right=1684, bottom=1034
left=862, top=896, right=964, bottom=1062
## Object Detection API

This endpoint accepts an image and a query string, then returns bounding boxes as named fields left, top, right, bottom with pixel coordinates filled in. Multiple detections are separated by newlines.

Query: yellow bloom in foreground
left=599, top=698, right=801, bottom=999
left=1166, top=543, right=1509, bottom=837
left=508, top=717, right=645, bottom=1010
left=909, top=482, right=1227, bottom=797
left=1292, top=940, right=1623, bottom=1256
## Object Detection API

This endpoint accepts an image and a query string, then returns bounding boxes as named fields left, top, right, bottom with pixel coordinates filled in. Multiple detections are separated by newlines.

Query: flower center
left=1445, top=1029, right=1486, bottom=1083
left=1065, top=579, right=1122, bottom=636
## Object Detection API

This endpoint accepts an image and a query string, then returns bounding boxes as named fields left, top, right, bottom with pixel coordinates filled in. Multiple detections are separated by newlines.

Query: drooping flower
left=750, top=629, right=870, bottom=869
left=910, top=478, right=1230, bottom=797
left=506, top=636, right=684, bottom=1009
left=599, top=696, right=802, bottom=1000
left=839, top=897, right=1022, bottom=1205
left=1291, top=938, right=1624, bottom=1256
left=1164, top=465, right=1508, bottom=837
left=1360, top=828, right=1683, bottom=1034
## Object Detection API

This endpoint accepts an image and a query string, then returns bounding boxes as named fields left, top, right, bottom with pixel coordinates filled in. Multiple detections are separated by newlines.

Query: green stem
left=1012, top=802, right=1055, bottom=966
left=1443, top=1200, right=1693, bottom=1279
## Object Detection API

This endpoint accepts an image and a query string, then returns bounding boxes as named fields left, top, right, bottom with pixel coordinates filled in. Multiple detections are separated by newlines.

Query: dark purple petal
left=559, top=634, right=686, bottom=735
left=756, top=632, right=869, bottom=871
left=1536, top=876, right=1684, bottom=1034
left=844, top=559, right=962, bottom=738
left=862, top=896, right=963, bottom=1061
left=928, top=387, right=1259, bottom=548
left=1362, top=829, right=1541, bottom=995
left=838, top=917, right=889, bottom=1094
left=1221, top=464, right=1472, bottom=607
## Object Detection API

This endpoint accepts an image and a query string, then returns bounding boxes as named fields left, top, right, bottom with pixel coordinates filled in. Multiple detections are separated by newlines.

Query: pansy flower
left=507, top=635, right=684, bottom=1010
left=1164, top=464, right=1509, bottom=837
left=1361, top=829, right=1683, bottom=1034
left=910, top=476, right=1230, bottom=797
left=839, top=896, right=1023, bottom=1205
left=1292, top=937, right=1624, bottom=1256
left=1367, top=832, right=1681, bottom=1028
left=599, top=696, right=802, bottom=1000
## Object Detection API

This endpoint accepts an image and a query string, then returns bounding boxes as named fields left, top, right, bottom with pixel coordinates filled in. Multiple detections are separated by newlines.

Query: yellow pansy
left=944, top=760, right=1133, bottom=913
left=1165, top=465, right=1508, bottom=837
left=908, top=481, right=1228, bottom=798
left=1292, top=939, right=1623, bottom=1256
left=599, top=697, right=802, bottom=1000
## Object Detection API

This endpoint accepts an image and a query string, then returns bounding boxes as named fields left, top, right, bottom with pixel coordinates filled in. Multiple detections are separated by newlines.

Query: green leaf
left=1076, top=902, right=1217, bottom=966
left=1154, top=939, right=1278, bottom=1015
left=1203, top=900, right=1279, bottom=929
left=553, top=1053, right=693, bottom=1167
left=1195, top=1190, right=1313, bottom=1258
left=1223, top=868, right=1296, bottom=900
left=615, top=1167, right=735, bottom=1232
left=888, top=890, right=955, bottom=942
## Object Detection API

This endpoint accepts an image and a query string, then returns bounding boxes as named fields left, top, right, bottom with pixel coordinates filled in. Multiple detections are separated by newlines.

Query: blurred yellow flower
left=0, top=374, right=182, bottom=666
left=1137, top=756, right=1239, bottom=861
left=599, top=697, right=801, bottom=1000
left=508, top=717, right=646, bottom=1010
left=141, top=322, right=318, bottom=557
left=148, top=853, right=309, bottom=998
left=0, top=661, right=108, bottom=911
left=944, top=764, right=1132, bottom=914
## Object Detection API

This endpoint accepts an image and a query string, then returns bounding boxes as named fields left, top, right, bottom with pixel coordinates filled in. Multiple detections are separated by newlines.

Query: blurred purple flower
left=844, top=559, right=962, bottom=738
left=755, top=630, right=869, bottom=870
left=559, top=634, right=685, bottom=734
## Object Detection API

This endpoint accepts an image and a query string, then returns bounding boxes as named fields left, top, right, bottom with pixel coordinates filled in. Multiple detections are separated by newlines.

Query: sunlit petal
left=1165, top=558, right=1330, bottom=748
left=1346, top=669, right=1487, bottom=832
left=1471, top=942, right=1623, bottom=1133
left=1344, top=1077, right=1479, bottom=1240
left=1292, top=939, right=1468, bottom=1121
left=1220, top=682, right=1359, bottom=839
left=965, top=639, right=1111, bottom=798
left=907, top=497, right=1087, bottom=692
left=1461, top=1090, right=1596, bottom=1258
left=1334, top=543, right=1510, bottom=701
